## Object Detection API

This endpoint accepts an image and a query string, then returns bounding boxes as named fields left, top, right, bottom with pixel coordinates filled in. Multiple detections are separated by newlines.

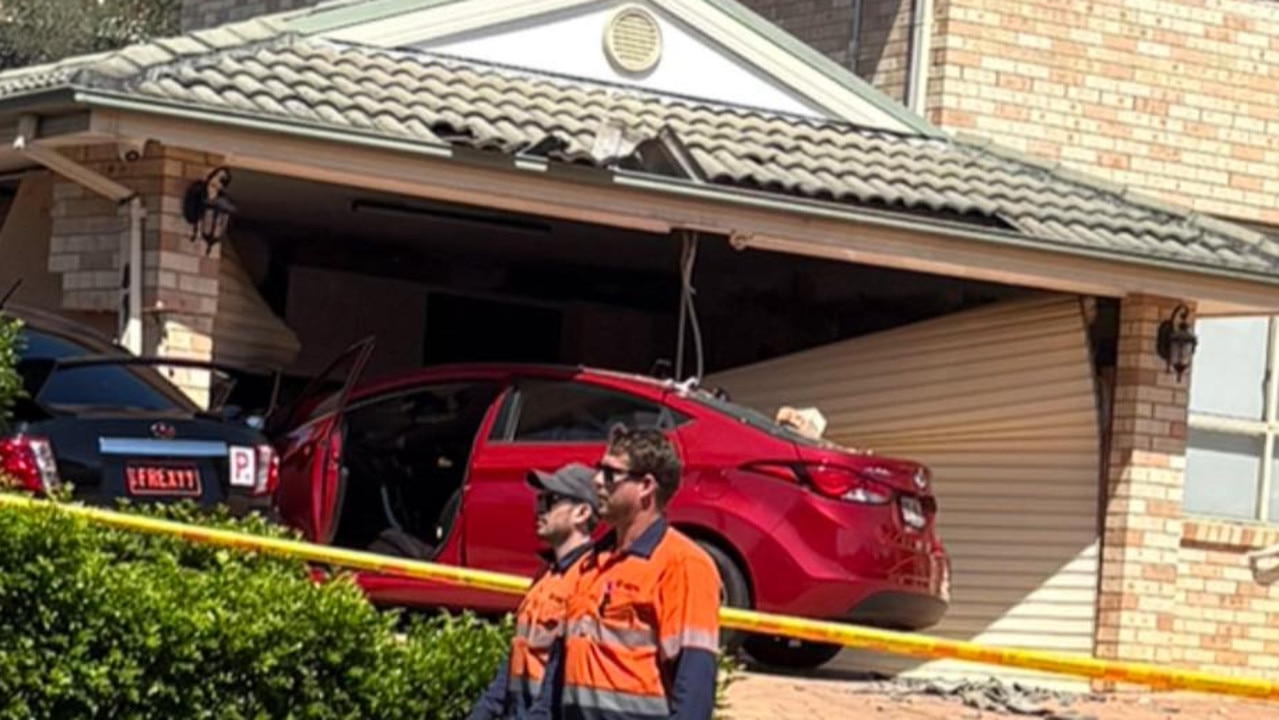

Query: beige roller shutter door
left=706, top=296, right=1101, bottom=689
left=213, top=243, right=301, bottom=371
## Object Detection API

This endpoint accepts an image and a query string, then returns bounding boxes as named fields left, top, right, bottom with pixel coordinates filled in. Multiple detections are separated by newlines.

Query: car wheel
left=695, top=540, right=750, bottom=654
left=743, top=635, right=843, bottom=670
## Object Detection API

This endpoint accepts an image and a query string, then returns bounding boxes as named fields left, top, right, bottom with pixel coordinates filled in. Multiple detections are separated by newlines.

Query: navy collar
left=597, top=517, right=668, bottom=560
left=537, top=540, right=593, bottom=574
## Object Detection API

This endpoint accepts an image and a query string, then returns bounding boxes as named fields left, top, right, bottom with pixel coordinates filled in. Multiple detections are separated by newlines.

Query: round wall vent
left=603, top=6, right=663, bottom=74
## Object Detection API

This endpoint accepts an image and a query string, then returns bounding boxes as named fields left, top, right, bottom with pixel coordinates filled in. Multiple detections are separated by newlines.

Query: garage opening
left=223, top=171, right=1037, bottom=385
left=221, top=171, right=1109, bottom=685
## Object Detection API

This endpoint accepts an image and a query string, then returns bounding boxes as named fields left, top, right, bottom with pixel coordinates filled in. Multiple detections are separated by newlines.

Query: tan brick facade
left=742, top=0, right=915, bottom=104
left=926, top=0, right=1279, bottom=226
left=1176, top=521, right=1279, bottom=677
left=1096, top=295, right=1279, bottom=683
left=49, top=144, right=225, bottom=403
left=1096, top=295, right=1191, bottom=677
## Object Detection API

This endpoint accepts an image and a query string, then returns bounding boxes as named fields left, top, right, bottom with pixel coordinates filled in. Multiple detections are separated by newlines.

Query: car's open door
left=270, top=337, right=375, bottom=544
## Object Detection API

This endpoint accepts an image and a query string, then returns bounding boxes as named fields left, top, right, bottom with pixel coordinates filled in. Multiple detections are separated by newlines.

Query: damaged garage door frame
left=11, top=114, right=145, bottom=354
left=85, top=106, right=1279, bottom=315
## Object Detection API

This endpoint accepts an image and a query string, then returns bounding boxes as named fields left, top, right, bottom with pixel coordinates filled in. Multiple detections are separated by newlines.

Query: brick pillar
left=48, top=144, right=224, bottom=405
left=1094, top=295, right=1193, bottom=686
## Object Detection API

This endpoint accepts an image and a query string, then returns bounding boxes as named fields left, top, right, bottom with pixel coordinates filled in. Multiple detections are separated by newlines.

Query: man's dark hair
left=608, top=425, right=682, bottom=506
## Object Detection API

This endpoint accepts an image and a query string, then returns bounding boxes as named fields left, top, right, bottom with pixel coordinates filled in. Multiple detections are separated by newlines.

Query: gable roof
left=286, top=0, right=940, bottom=135
left=1, top=18, right=1278, bottom=286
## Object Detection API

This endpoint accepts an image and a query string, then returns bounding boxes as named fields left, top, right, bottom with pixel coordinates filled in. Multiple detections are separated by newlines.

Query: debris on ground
left=857, top=676, right=1105, bottom=720
left=726, top=671, right=1278, bottom=720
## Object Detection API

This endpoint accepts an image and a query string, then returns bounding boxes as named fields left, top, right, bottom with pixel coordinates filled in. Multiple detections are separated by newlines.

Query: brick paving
left=723, top=671, right=1277, bottom=720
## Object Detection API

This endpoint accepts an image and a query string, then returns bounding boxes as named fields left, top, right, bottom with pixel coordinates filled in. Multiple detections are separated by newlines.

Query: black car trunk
left=25, top=412, right=264, bottom=508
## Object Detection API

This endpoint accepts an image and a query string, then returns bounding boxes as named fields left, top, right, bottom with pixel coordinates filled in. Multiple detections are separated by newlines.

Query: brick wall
left=180, top=0, right=322, bottom=31
left=855, top=0, right=915, bottom=104
left=1176, top=521, right=1279, bottom=678
left=741, top=0, right=915, bottom=104
left=754, top=0, right=1279, bottom=225
left=49, top=144, right=225, bottom=403
left=926, top=0, right=1279, bottom=226
left=1095, top=295, right=1191, bottom=678
left=1094, top=295, right=1279, bottom=683
left=740, top=0, right=857, bottom=67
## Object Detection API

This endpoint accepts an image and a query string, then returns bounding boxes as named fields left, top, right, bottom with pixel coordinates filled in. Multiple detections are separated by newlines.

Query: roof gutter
left=77, top=90, right=455, bottom=161
left=72, top=91, right=1279, bottom=291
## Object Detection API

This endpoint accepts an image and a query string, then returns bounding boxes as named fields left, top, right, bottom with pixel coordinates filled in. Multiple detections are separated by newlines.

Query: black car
left=1, top=304, right=278, bottom=516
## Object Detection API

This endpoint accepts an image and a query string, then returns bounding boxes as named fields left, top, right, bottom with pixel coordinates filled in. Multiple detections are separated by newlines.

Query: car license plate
left=125, top=462, right=202, bottom=497
left=899, top=495, right=926, bottom=529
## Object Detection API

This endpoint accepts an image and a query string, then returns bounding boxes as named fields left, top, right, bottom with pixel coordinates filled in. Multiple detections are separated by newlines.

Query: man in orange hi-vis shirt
left=469, top=463, right=599, bottom=720
left=548, top=426, right=722, bottom=720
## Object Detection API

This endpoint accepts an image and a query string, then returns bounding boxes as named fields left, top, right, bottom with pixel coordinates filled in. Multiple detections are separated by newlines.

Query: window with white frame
left=1184, top=316, right=1279, bottom=523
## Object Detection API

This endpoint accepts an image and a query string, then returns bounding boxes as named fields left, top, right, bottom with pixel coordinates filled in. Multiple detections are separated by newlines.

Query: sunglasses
left=535, top=491, right=573, bottom=515
left=594, top=462, right=645, bottom=489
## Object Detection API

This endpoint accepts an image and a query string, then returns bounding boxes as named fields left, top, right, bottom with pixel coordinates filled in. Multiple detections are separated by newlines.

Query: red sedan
left=273, top=348, right=950, bottom=669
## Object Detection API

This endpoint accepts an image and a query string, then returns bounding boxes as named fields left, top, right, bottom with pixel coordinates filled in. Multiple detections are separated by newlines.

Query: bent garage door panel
left=707, top=296, right=1101, bottom=688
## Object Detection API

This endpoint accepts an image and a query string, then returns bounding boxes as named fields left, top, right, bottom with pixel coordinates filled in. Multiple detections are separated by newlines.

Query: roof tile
left=2, top=29, right=1275, bottom=279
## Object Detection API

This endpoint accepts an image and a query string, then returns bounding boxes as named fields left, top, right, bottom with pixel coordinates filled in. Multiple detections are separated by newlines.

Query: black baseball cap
left=527, top=462, right=600, bottom=513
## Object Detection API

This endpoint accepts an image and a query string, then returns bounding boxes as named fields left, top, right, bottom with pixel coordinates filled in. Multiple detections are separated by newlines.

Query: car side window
left=346, top=381, right=504, bottom=445
left=496, top=380, right=680, bottom=443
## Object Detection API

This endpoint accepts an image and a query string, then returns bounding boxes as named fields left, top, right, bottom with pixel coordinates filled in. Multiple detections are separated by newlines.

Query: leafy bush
left=0, top=496, right=741, bottom=718
left=0, top=315, right=20, bottom=430
left=0, top=496, right=511, bottom=719
left=0, top=0, right=179, bottom=70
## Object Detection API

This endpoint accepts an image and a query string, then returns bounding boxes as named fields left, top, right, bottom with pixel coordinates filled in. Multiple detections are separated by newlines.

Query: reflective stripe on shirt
left=563, top=684, right=669, bottom=718
left=567, top=616, right=658, bottom=650
left=659, top=628, right=720, bottom=660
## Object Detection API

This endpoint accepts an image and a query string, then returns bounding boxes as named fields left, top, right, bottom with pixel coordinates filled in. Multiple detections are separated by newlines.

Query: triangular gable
left=289, top=0, right=939, bottom=135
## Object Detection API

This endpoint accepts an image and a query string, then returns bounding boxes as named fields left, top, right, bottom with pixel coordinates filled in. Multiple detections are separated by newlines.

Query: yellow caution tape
left=3, top=493, right=1276, bottom=702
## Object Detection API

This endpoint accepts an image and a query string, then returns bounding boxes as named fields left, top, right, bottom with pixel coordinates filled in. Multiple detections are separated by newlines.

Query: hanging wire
left=674, top=230, right=705, bottom=384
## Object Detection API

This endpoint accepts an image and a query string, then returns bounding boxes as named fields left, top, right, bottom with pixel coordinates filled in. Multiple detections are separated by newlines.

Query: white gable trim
left=324, top=0, right=590, bottom=47
left=310, top=0, right=925, bottom=132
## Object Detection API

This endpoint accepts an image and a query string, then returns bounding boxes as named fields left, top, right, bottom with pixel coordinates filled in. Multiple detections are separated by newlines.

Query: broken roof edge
left=610, top=170, right=1279, bottom=292
left=286, top=0, right=943, bottom=137
left=951, top=130, right=1273, bottom=250
left=73, top=85, right=1279, bottom=294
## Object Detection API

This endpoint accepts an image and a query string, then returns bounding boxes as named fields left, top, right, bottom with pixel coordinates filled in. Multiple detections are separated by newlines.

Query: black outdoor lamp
left=182, top=166, right=236, bottom=255
left=1156, top=303, right=1198, bottom=382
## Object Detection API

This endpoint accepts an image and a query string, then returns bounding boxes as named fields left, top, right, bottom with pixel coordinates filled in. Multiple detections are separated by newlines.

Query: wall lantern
left=1155, top=303, right=1198, bottom=382
left=182, top=166, right=236, bottom=254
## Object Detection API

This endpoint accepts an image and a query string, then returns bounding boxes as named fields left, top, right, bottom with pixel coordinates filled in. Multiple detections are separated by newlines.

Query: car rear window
left=495, top=379, right=684, bottom=443
left=685, top=390, right=831, bottom=448
left=19, top=328, right=195, bottom=413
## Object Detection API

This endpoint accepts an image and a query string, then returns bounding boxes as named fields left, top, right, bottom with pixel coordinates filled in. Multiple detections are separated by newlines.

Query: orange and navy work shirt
left=470, top=543, right=592, bottom=720
left=552, top=519, right=722, bottom=720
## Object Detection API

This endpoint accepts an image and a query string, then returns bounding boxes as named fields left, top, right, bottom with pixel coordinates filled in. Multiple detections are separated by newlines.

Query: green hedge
left=0, top=315, right=20, bottom=430
left=0, top=498, right=511, bottom=719
left=0, top=0, right=178, bottom=70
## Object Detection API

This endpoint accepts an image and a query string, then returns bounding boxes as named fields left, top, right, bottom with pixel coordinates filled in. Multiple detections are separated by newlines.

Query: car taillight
left=743, top=460, right=893, bottom=505
left=802, top=464, right=893, bottom=505
left=0, top=436, right=61, bottom=494
left=254, top=444, right=279, bottom=496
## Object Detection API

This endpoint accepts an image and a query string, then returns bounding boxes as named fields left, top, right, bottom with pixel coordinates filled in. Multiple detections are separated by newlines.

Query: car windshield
left=684, top=389, right=835, bottom=448
left=18, top=328, right=197, bottom=413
